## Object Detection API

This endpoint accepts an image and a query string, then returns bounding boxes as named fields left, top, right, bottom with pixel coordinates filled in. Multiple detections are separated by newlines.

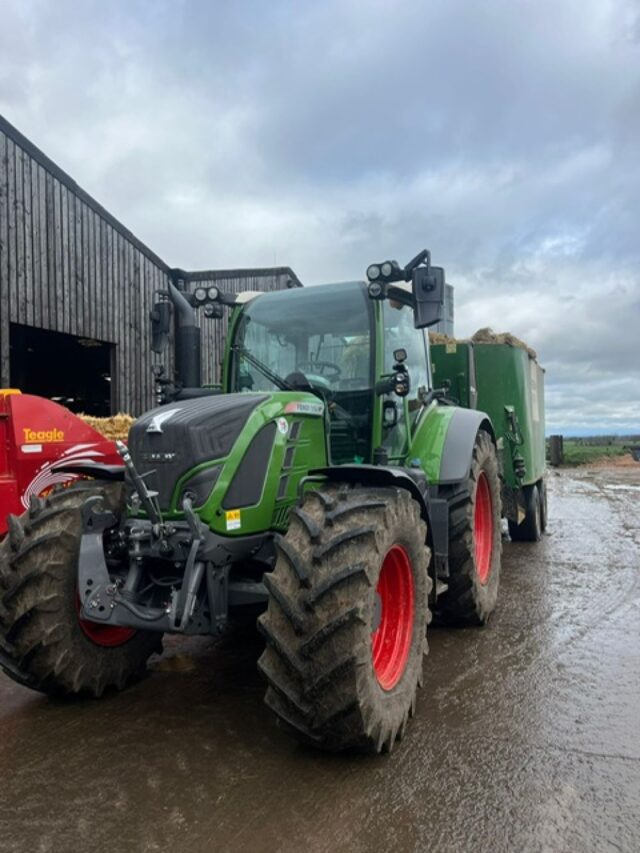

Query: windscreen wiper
left=231, top=345, right=294, bottom=392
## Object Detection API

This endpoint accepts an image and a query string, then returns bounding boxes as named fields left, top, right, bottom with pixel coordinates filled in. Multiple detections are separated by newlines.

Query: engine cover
left=128, top=394, right=267, bottom=510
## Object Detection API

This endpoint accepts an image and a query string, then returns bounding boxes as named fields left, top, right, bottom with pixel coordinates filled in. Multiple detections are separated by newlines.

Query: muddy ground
left=0, top=466, right=639, bottom=853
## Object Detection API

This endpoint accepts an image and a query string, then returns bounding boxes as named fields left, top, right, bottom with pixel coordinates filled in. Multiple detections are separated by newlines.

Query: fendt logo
left=23, top=428, right=65, bottom=443
left=146, top=408, right=181, bottom=434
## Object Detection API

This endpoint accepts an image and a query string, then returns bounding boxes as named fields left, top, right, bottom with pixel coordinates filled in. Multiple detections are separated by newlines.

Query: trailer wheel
left=508, top=483, right=542, bottom=542
left=440, top=430, right=502, bottom=625
left=538, top=479, right=548, bottom=533
left=258, top=485, right=431, bottom=753
left=0, top=482, right=162, bottom=696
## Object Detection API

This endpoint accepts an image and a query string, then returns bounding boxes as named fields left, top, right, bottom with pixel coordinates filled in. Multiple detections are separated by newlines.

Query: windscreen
left=231, top=282, right=372, bottom=391
left=230, top=282, right=374, bottom=463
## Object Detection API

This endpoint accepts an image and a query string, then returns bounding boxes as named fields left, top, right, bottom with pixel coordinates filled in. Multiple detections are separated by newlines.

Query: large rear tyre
left=508, top=483, right=542, bottom=542
left=0, top=483, right=162, bottom=696
left=258, top=485, right=431, bottom=753
left=439, top=430, right=502, bottom=625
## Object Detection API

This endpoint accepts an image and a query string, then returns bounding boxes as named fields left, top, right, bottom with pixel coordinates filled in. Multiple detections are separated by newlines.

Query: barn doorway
left=10, top=324, right=114, bottom=416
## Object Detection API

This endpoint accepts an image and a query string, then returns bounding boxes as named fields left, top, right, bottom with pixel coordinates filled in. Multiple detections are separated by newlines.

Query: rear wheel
left=258, top=484, right=431, bottom=753
left=439, top=430, right=502, bottom=625
left=508, top=483, right=542, bottom=542
left=0, top=482, right=162, bottom=696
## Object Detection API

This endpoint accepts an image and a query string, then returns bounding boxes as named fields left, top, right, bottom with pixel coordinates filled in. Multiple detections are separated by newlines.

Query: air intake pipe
left=168, top=280, right=201, bottom=391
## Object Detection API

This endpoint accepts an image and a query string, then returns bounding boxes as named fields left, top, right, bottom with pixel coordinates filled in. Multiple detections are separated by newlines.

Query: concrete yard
left=0, top=465, right=639, bottom=853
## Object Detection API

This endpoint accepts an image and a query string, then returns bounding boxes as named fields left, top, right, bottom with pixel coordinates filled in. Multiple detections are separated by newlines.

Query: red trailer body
left=0, top=390, right=123, bottom=536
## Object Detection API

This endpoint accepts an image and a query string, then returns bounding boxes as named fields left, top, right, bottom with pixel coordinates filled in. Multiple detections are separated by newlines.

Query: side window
left=382, top=302, right=430, bottom=405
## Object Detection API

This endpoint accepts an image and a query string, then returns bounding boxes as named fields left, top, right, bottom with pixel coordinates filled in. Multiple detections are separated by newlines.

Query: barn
left=0, top=114, right=300, bottom=416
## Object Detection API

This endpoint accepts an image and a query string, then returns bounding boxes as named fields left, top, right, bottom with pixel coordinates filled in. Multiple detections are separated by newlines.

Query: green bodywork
left=164, top=393, right=328, bottom=535
left=431, top=341, right=546, bottom=489
left=148, top=282, right=543, bottom=539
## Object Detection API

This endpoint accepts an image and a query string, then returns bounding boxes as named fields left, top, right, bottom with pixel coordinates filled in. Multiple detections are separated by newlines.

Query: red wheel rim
left=371, top=545, right=415, bottom=691
left=76, top=594, right=136, bottom=648
left=474, top=472, right=493, bottom=585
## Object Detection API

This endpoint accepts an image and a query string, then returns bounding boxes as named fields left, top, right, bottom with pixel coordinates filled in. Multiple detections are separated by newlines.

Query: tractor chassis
left=77, top=496, right=272, bottom=636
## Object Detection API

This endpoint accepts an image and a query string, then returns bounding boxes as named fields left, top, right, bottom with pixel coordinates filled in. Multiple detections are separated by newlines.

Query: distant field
left=561, top=442, right=630, bottom=466
left=546, top=437, right=638, bottom=466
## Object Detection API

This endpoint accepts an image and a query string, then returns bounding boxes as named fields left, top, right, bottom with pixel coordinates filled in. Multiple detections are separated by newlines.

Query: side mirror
left=150, top=301, right=172, bottom=354
left=412, top=265, right=445, bottom=329
left=382, top=400, right=398, bottom=428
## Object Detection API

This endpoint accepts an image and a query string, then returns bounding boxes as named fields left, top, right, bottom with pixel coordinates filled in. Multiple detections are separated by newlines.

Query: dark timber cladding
left=175, top=267, right=298, bottom=386
left=0, top=114, right=300, bottom=414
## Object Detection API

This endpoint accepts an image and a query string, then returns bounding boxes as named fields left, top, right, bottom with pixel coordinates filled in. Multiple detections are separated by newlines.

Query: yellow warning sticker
left=445, top=342, right=457, bottom=354
left=225, top=510, right=241, bottom=531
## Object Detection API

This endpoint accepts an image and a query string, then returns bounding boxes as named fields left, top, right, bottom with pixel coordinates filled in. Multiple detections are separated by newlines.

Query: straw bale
left=78, top=413, right=135, bottom=442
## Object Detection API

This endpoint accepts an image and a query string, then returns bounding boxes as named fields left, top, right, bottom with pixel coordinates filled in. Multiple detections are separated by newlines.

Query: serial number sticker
left=225, top=510, right=241, bottom=531
left=445, top=342, right=457, bottom=354
left=21, top=444, right=43, bottom=454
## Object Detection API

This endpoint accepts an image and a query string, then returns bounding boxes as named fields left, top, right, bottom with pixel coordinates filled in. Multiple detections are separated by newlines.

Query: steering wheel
left=296, top=360, right=342, bottom=381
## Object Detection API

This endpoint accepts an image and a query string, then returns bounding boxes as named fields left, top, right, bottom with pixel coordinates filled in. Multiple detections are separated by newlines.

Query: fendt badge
left=146, top=408, right=182, bottom=434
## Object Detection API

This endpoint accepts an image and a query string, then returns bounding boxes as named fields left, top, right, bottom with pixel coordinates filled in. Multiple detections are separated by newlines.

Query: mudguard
left=309, top=465, right=428, bottom=517
left=52, top=461, right=125, bottom=481
left=438, top=408, right=495, bottom=485
left=308, top=463, right=450, bottom=585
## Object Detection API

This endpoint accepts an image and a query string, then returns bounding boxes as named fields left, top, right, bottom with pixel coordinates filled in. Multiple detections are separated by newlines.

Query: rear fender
left=437, top=408, right=495, bottom=486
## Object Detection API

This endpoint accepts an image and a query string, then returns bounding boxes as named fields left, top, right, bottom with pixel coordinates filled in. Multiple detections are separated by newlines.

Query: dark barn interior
left=9, top=324, right=113, bottom=415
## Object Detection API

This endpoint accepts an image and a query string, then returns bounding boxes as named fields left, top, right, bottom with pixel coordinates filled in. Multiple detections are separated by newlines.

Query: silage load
left=78, top=413, right=135, bottom=441
left=429, top=327, right=537, bottom=359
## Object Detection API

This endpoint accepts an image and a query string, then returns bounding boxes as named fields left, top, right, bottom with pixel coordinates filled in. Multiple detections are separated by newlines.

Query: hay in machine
left=429, top=327, right=537, bottom=360
left=78, top=413, right=135, bottom=441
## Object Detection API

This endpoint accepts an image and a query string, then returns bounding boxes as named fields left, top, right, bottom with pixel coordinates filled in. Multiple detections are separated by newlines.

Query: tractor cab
left=226, top=280, right=434, bottom=466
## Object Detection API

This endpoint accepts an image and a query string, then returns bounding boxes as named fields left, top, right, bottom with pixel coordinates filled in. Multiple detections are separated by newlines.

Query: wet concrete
left=1, top=467, right=639, bottom=853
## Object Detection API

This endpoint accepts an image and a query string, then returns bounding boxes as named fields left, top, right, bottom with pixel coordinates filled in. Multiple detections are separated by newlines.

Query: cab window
left=382, top=300, right=431, bottom=407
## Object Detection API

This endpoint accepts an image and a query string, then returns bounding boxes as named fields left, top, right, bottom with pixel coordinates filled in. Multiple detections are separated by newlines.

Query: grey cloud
left=0, top=0, right=638, bottom=433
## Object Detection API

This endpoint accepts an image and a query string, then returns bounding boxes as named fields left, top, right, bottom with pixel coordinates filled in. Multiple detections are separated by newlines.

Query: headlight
left=180, top=465, right=221, bottom=508
left=207, top=286, right=219, bottom=301
left=194, top=287, right=207, bottom=303
left=381, top=261, right=393, bottom=278
left=367, top=264, right=381, bottom=281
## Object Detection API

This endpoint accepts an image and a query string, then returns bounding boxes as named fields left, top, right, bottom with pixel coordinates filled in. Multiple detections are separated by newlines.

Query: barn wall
left=177, top=268, right=299, bottom=386
left=0, top=115, right=299, bottom=414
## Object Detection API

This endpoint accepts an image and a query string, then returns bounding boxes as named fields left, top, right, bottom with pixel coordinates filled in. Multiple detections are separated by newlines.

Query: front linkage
left=77, top=443, right=273, bottom=638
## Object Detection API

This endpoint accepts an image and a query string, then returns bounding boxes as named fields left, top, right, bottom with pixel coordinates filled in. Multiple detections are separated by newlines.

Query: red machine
left=0, top=390, right=122, bottom=536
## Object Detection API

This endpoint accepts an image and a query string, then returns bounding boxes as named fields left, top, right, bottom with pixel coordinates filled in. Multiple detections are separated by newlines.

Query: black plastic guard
left=52, top=461, right=125, bottom=481
left=309, top=464, right=429, bottom=518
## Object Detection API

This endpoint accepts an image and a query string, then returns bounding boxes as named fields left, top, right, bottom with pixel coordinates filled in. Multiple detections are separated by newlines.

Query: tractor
left=0, top=250, right=505, bottom=753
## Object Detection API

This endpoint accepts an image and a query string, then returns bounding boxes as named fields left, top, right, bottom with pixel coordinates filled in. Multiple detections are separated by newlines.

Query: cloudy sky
left=1, top=0, right=639, bottom=434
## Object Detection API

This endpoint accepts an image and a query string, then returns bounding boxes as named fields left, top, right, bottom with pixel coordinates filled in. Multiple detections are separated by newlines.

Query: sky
left=1, top=0, right=639, bottom=435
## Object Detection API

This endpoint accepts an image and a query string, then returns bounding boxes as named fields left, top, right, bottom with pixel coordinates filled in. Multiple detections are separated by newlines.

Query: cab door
left=379, top=300, right=432, bottom=461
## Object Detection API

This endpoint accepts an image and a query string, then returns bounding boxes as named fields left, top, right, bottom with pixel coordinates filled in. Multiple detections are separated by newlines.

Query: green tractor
left=0, top=250, right=504, bottom=753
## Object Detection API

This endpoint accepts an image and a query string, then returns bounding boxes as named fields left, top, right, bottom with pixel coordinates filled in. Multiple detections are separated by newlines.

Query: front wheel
left=258, top=484, right=431, bottom=753
left=0, top=483, right=162, bottom=696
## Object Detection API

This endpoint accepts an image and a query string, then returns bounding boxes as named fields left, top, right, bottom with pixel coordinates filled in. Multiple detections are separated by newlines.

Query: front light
left=180, top=465, right=221, bottom=508
left=207, top=286, right=219, bottom=301
left=194, top=287, right=207, bottom=303
left=367, top=264, right=381, bottom=281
